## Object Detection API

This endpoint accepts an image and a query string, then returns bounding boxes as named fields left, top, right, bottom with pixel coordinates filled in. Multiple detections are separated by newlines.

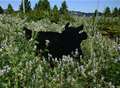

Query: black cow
left=23, top=23, right=88, bottom=61
left=48, top=23, right=87, bottom=60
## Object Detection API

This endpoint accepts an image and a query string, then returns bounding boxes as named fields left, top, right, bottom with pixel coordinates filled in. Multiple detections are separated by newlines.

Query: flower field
left=0, top=14, right=120, bottom=88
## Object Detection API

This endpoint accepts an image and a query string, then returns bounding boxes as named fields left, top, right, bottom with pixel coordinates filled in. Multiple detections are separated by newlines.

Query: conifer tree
left=35, top=0, right=50, bottom=11
left=119, top=8, right=120, bottom=16
left=42, top=0, right=50, bottom=11
left=60, top=0, right=68, bottom=15
left=94, top=9, right=98, bottom=17
left=35, top=0, right=41, bottom=10
left=59, top=0, right=72, bottom=21
left=34, top=0, right=51, bottom=18
left=51, top=5, right=59, bottom=23
left=34, top=3, right=38, bottom=10
left=0, top=6, right=4, bottom=14
left=104, top=7, right=111, bottom=17
left=20, top=0, right=31, bottom=13
left=7, top=4, right=14, bottom=14
left=112, top=7, right=118, bottom=17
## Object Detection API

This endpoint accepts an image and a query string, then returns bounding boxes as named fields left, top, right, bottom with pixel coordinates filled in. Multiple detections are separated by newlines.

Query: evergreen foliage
left=20, top=0, right=73, bottom=22
left=59, top=1, right=72, bottom=21
left=34, top=3, right=38, bottom=10
left=0, top=6, right=4, bottom=14
left=119, top=8, right=120, bottom=16
left=20, top=0, right=31, bottom=13
left=104, top=7, right=111, bottom=17
left=60, top=0, right=68, bottom=15
left=31, top=0, right=51, bottom=20
left=94, top=9, right=98, bottom=17
left=51, top=5, right=59, bottom=23
left=7, top=4, right=14, bottom=14
left=112, top=7, right=119, bottom=17
left=35, top=0, right=50, bottom=11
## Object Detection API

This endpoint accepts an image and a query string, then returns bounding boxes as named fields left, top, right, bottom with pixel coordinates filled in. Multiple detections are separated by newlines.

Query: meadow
left=0, top=14, right=120, bottom=88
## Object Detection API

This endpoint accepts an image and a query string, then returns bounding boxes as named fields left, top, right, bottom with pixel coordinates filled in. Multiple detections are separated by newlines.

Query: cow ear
left=65, top=22, right=70, bottom=29
left=23, top=27, right=32, bottom=40
left=77, top=24, right=84, bottom=31
left=23, top=27, right=29, bottom=31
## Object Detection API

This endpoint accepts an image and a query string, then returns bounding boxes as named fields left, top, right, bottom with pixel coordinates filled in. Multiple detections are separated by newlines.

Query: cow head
left=23, top=27, right=32, bottom=40
left=78, top=31, right=88, bottom=41
left=62, top=23, right=88, bottom=47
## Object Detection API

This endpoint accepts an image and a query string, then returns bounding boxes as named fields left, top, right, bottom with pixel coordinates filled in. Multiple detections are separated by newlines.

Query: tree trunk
left=22, top=0, right=25, bottom=13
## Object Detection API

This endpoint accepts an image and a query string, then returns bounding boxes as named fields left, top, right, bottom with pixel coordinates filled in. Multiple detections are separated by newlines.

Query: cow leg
left=78, top=48, right=83, bottom=58
left=35, top=43, right=42, bottom=56
left=73, top=48, right=83, bottom=63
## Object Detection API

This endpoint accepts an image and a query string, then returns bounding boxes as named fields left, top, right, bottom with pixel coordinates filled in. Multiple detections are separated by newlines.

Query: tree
left=7, top=4, right=14, bottom=14
left=0, top=6, right=4, bottom=14
left=42, top=0, right=50, bottom=11
left=59, top=0, right=68, bottom=15
left=59, top=0, right=72, bottom=21
left=104, top=7, right=111, bottom=17
left=35, top=0, right=50, bottom=11
left=119, top=8, right=120, bottom=16
left=34, top=0, right=41, bottom=10
left=51, top=5, right=59, bottom=23
left=22, top=0, right=25, bottom=13
left=94, top=9, right=98, bottom=17
left=34, top=3, right=38, bottom=10
left=20, top=0, right=31, bottom=13
left=112, top=7, right=118, bottom=17
left=33, top=0, right=51, bottom=19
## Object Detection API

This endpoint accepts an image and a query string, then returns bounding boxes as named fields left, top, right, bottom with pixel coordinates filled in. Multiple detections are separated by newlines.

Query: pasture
left=0, top=14, right=120, bottom=87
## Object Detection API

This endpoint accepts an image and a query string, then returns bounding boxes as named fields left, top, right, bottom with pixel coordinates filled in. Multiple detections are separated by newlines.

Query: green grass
left=0, top=14, right=120, bottom=88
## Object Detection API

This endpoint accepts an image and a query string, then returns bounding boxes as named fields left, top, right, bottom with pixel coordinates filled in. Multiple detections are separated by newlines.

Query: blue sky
left=0, top=0, right=120, bottom=12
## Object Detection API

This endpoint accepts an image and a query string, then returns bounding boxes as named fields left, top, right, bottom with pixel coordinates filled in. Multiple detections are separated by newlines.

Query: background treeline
left=0, top=0, right=72, bottom=23
left=104, top=6, right=120, bottom=17
left=0, top=0, right=120, bottom=22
